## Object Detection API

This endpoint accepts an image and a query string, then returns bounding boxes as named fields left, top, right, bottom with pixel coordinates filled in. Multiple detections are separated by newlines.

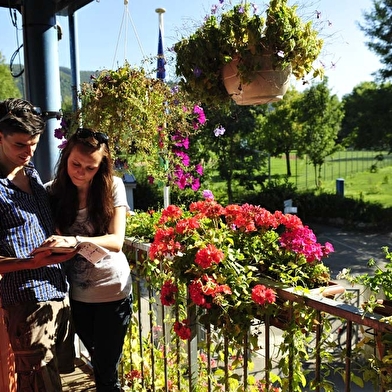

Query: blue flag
left=157, top=18, right=166, bottom=80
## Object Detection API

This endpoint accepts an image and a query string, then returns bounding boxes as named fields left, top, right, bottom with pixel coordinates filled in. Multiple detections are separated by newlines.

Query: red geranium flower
left=251, top=284, right=276, bottom=306
left=173, top=319, right=191, bottom=340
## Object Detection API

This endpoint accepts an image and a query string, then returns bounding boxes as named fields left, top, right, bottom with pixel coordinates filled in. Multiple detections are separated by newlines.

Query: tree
left=0, top=53, right=21, bottom=100
left=193, top=102, right=268, bottom=204
left=340, top=81, right=392, bottom=150
left=359, top=0, right=392, bottom=80
left=297, top=79, right=343, bottom=188
left=256, top=88, right=303, bottom=177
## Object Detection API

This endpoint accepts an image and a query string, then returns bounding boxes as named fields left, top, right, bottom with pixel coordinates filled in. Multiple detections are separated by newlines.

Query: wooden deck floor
left=61, top=358, right=96, bottom=392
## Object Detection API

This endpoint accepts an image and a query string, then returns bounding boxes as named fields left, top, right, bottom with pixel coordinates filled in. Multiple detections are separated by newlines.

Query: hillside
left=59, top=66, right=93, bottom=101
left=12, top=66, right=93, bottom=104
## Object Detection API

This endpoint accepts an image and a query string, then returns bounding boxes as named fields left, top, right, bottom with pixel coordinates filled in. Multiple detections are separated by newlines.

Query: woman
left=46, top=128, right=132, bottom=392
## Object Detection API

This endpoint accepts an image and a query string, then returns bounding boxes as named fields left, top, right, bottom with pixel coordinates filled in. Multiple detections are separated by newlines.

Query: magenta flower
left=175, top=151, right=190, bottom=166
left=195, top=164, right=203, bottom=176
left=191, top=177, right=200, bottom=191
left=193, top=105, right=206, bottom=125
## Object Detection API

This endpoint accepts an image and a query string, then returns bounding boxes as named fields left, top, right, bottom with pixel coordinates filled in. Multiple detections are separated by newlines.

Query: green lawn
left=320, top=166, right=392, bottom=207
left=269, top=151, right=392, bottom=207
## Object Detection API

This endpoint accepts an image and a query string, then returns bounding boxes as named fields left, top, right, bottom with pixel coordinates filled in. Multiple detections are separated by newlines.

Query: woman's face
left=67, top=144, right=103, bottom=188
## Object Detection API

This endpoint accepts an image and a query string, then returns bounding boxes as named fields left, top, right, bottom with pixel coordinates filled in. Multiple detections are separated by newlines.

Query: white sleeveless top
left=65, top=176, right=132, bottom=303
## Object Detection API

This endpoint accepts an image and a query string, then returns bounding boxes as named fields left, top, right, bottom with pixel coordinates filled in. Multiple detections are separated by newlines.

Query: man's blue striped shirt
left=0, top=163, right=67, bottom=306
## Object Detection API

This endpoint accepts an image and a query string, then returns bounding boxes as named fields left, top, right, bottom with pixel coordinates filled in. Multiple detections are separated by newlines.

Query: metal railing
left=120, top=239, right=392, bottom=392
left=272, top=150, right=392, bottom=190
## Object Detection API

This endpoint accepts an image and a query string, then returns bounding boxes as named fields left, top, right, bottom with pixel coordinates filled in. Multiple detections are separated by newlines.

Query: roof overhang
left=0, top=0, right=95, bottom=16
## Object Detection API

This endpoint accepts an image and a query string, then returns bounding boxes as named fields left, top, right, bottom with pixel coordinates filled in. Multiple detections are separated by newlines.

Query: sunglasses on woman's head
left=75, top=128, right=109, bottom=145
left=0, top=107, right=42, bottom=123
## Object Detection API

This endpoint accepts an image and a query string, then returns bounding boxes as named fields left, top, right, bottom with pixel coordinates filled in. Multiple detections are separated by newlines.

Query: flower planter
left=222, top=56, right=291, bottom=106
left=270, top=282, right=345, bottom=330
left=310, top=281, right=346, bottom=300
left=373, top=299, right=392, bottom=317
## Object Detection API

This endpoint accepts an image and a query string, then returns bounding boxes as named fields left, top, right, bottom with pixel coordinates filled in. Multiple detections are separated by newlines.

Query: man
left=0, top=98, right=76, bottom=391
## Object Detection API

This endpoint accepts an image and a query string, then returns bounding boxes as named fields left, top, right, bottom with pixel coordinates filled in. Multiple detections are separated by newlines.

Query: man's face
left=0, top=131, right=41, bottom=167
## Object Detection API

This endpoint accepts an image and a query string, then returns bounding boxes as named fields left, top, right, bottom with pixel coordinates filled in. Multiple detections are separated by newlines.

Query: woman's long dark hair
left=49, top=132, right=115, bottom=235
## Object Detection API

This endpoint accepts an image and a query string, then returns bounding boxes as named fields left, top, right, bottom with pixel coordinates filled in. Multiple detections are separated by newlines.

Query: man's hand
left=29, top=249, right=78, bottom=268
left=0, top=249, right=78, bottom=274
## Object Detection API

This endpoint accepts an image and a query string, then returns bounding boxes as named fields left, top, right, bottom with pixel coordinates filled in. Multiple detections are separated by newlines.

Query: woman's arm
left=75, top=206, right=127, bottom=252
left=43, top=205, right=127, bottom=252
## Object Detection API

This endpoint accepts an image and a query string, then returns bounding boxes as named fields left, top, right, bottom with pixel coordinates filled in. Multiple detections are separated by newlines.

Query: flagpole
left=156, top=7, right=166, bottom=80
left=155, top=7, right=170, bottom=208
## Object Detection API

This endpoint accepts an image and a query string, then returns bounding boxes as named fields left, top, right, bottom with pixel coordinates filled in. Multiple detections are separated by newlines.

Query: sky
left=0, top=0, right=382, bottom=99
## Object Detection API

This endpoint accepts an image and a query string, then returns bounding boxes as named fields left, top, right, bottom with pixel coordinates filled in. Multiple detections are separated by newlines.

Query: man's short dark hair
left=0, top=98, right=46, bottom=136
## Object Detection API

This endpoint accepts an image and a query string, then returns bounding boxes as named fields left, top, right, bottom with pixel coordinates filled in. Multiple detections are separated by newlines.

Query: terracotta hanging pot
left=222, top=56, right=291, bottom=105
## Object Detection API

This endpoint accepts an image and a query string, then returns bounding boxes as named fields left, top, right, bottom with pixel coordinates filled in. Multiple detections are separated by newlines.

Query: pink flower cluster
left=279, top=225, right=334, bottom=262
left=170, top=105, right=206, bottom=191
left=150, top=192, right=334, bottom=341
left=251, top=284, right=276, bottom=306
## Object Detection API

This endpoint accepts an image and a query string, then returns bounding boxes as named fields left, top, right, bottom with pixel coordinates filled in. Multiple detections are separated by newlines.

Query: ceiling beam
left=0, top=0, right=94, bottom=16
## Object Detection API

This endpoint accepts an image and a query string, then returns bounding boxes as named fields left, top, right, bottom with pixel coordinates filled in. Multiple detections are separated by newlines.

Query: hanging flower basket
left=222, top=56, right=291, bottom=105
left=173, top=1, right=324, bottom=107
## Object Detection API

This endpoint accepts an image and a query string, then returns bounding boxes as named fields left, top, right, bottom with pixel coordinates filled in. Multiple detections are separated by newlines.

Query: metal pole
left=22, top=0, right=62, bottom=182
left=68, top=11, right=81, bottom=113
left=155, top=7, right=170, bottom=208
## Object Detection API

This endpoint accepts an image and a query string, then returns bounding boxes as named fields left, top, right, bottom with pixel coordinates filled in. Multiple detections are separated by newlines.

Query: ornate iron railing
left=120, top=239, right=392, bottom=392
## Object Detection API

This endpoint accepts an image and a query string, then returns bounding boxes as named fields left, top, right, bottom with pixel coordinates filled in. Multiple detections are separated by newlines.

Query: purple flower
left=54, top=128, right=65, bottom=140
left=60, top=118, right=68, bottom=128
left=202, top=189, right=214, bottom=200
left=193, top=67, right=202, bottom=78
left=211, top=4, right=219, bottom=14
left=58, top=140, right=68, bottom=149
left=214, top=126, right=226, bottom=137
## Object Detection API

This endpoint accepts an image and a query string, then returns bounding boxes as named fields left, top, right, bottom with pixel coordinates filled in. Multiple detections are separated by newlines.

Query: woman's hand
left=40, top=235, right=79, bottom=248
